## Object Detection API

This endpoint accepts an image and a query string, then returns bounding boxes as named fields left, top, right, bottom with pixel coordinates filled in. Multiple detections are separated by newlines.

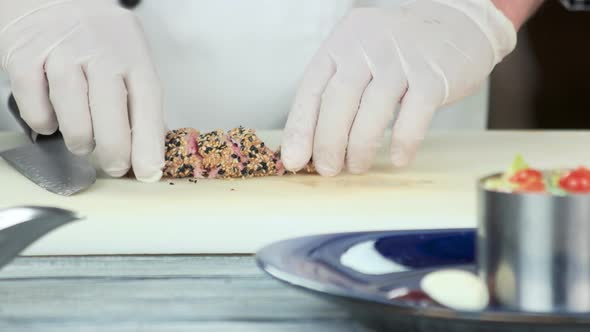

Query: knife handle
left=7, top=93, right=60, bottom=143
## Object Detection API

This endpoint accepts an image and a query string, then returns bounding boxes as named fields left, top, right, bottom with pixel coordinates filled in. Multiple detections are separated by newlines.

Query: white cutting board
left=1, top=130, right=589, bottom=255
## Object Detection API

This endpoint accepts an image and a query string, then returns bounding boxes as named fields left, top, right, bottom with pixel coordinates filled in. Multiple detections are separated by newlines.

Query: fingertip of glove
left=314, top=163, right=341, bottom=177
left=132, top=160, right=165, bottom=183
left=67, top=142, right=95, bottom=157
left=33, top=123, right=58, bottom=136
left=346, top=152, right=374, bottom=175
left=104, top=166, right=131, bottom=178
left=390, top=135, right=423, bottom=167
left=280, top=146, right=307, bottom=173
left=347, top=163, right=371, bottom=175
left=70, top=147, right=93, bottom=157
left=282, top=158, right=305, bottom=173
left=390, top=144, right=412, bottom=168
left=136, top=170, right=163, bottom=183
left=391, top=154, right=410, bottom=168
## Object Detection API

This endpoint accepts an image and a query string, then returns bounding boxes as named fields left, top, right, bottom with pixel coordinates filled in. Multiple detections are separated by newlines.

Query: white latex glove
left=282, top=0, right=517, bottom=176
left=0, top=0, right=165, bottom=182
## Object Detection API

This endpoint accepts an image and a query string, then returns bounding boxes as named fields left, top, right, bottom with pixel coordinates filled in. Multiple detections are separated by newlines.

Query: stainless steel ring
left=478, top=173, right=590, bottom=313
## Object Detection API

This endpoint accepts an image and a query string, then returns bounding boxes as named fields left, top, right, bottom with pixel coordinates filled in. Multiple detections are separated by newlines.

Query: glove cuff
left=431, top=0, right=518, bottom=65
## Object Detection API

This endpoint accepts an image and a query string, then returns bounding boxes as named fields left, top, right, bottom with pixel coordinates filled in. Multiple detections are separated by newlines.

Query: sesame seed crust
left=162, top=127, right=314, bottom=179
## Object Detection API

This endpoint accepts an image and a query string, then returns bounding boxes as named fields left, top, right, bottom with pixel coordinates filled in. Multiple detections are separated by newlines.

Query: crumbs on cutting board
left=165, top=178, right=237, bottom=191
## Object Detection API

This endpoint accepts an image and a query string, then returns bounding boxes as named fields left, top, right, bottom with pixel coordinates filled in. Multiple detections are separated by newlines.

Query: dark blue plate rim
left=256, top=229, right=590, bottom=325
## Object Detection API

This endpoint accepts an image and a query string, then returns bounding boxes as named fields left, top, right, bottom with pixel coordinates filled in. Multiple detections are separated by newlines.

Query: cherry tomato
left=509, top=169, right=543, bottom=185
left=518, top=180, right=546, bottom=193
left=391, top=290, right=437, bottom=307
left=575, top=166, right=590, bottom=177
left=559, top=167, right=590, bottom=193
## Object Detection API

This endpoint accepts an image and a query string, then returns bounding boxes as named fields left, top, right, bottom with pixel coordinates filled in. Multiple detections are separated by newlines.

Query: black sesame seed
left=241, top=169, right=248, bottom=176
left=260, top=142, right=265, bottom=148
left=231, top=154, right=238, bottom=159
left=218, top=169, right=226, bottom=175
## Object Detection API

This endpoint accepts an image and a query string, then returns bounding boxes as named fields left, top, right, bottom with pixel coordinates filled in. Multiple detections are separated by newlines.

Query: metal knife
left=0, top=94, right=96, bottom=196
left=0, top=206, right=80, bottom=271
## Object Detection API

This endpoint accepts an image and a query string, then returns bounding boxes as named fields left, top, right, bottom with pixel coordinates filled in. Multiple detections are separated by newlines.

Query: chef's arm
left=492, top=0, right=545, bottom=30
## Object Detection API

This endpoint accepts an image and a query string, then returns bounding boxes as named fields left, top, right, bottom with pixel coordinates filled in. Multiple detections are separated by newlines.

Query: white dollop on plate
left=421, top=269, right=490, bottom=311
left=340, top=241, right=409, bottom=275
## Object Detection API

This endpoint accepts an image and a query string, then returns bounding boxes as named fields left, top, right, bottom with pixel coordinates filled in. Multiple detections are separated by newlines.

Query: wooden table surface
left=0, top=256, right=372, bottom=332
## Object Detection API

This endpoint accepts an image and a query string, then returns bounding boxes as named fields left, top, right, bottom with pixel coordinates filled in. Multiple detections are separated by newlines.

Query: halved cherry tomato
left=575, top=166, right=590, bottom=177
left=559, top=167, right=590, bottom=193
left=509, top=169, right=543, bottom=185
left=392, top=290, right=437, bottom=306
left=518, top=179, right=546, bottom=193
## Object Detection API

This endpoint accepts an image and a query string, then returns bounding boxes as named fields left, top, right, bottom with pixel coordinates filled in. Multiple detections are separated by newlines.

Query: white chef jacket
left=0, top=0, right=488, bottom=132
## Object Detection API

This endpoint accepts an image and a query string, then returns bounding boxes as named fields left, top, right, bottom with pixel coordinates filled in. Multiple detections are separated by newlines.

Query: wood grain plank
left=0, top=256, right=261, bottom=278
left=0, top=256, right=370, bottom=331
left=0, top=278, right=345, bottom=319
left=0, top=322, right=372, bottom=332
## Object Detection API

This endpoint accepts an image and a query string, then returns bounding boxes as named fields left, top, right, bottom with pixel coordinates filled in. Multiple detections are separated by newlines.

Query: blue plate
left=256, top=229, right=590, bottom=331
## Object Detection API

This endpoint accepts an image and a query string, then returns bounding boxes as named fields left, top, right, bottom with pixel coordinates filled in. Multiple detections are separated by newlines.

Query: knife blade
left=0, top=94, right=96, bottom=196
left=0, top=206, right=80, bottom=270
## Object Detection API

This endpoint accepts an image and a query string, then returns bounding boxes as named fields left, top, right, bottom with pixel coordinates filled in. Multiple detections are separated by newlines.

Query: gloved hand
left=282, top=0, right=517, bottom=176
left=0, top=0, right=165, bottom=182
